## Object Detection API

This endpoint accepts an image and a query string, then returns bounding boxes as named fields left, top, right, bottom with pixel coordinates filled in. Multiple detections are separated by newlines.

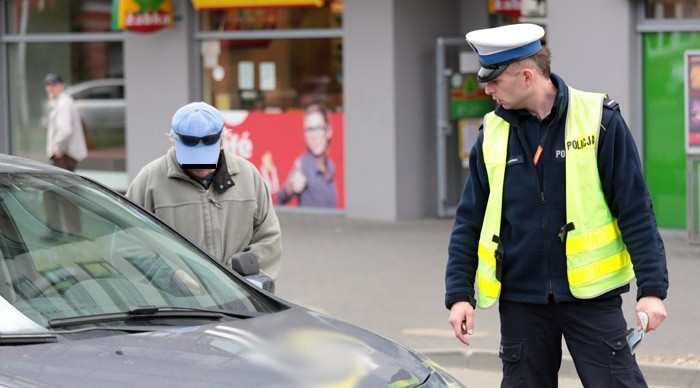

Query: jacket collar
left=166, top=148, right=239, bottom=193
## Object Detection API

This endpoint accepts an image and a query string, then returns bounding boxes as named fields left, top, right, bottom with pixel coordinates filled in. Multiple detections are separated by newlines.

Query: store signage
left=112, top=0, right=174, bottom=33
left=489, top=0, right=521, bottom=17
left=191, top=0, right=324, bottom=9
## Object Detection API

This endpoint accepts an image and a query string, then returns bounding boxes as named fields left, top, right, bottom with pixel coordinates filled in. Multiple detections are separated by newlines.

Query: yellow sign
left=191, top=0, right=324, bottom=9
left=112, top=0, right=174, bottom=33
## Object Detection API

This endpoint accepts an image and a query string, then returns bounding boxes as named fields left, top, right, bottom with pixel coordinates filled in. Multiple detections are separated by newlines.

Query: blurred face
left=304, top=110, right=332, bottom=156
left=181, top=143, right=222, bottom=179
left=44, top=82, right=64, bottom=99
left=484, top=66, right=528, bottom=110
left=185, top=168, right=216, bottom=179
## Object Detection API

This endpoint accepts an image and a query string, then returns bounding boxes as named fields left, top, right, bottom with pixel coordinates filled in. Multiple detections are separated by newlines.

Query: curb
left=422, top=349, right=700, bottom=388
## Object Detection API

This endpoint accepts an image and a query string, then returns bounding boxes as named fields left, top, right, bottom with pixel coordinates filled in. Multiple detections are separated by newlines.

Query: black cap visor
left=476, top=48, right=543, bottom=83
left=477, top=64, right=508, bottom=83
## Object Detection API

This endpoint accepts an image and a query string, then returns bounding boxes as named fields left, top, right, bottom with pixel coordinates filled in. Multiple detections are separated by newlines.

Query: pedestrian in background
left=277, top=102, right=338, bottom=208
left=445, top=24, right=668, bottom=387
left=44, top=72, right=87, bottom=171
left=126, top=102, right=282, bottom=280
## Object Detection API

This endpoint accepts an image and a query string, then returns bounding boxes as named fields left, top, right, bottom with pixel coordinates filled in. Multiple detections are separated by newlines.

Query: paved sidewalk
left=273, top=211, right=700, bottom=387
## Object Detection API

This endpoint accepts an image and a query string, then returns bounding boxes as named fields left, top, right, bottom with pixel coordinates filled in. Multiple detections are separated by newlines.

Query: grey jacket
left=126, top=148, right=282, bottom=279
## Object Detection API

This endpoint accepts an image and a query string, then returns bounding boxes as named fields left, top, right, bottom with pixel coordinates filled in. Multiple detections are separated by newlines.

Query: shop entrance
left=435, top=36, right=491, bottom=217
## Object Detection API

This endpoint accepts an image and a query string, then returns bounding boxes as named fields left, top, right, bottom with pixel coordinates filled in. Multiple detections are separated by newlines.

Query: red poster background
left=220, top=110, right=345, bottom=209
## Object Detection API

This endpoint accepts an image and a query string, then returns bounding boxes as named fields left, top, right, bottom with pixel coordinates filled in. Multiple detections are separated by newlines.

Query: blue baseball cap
left=466, top=23, right=545, bottom=83
left=171, top=102, right=224, bottom=167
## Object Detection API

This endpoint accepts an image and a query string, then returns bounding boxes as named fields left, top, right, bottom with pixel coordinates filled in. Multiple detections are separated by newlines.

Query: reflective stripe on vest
left=478, top=88, right=634, bottom=308
left=476, top=111, right=509, bottom=308
left=564, top=87, right=634, bottom=298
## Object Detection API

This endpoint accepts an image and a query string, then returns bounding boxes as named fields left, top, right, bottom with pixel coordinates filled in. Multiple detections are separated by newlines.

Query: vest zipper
left=540, top=121, right=555, bottom=296
left=541, top=173, right=554, bottom=296
left=516, top=125, right=554, bottom=297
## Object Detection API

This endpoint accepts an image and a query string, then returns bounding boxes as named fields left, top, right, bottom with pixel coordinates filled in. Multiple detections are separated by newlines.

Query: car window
left=72, top=84, right=124, bottom=100
left=0, top=173, right=280, bottom=331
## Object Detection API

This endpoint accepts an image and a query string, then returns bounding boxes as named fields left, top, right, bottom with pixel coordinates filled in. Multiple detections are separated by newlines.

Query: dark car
left=0, top=154, right=463, bottom=387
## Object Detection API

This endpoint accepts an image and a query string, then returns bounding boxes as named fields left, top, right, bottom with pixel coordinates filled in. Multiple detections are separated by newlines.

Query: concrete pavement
left=273, top=211, right=700, bottom=387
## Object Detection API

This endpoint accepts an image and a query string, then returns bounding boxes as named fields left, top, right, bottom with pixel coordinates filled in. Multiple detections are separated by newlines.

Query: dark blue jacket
left=445, top=74, right=669, bottom=309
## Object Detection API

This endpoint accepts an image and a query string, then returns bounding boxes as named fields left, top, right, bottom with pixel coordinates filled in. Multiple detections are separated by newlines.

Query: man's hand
left=636, top=296, right=666, bottom=332
left=289, top=159, right=306, bottom=194
left=448, top=301, right=475, bottom=345
left=290, top=169, right=306, bottom=193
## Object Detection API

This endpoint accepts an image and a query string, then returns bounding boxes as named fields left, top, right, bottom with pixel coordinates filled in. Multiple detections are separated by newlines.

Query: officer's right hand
left=448, top=301, right=474, bottom=345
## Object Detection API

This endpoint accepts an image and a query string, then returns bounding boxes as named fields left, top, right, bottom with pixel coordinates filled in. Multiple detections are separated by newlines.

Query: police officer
left=444, top=24, right=668, bottom=387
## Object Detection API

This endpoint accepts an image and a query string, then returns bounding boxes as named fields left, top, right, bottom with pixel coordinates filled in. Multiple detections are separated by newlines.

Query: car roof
left=65, top=79, right=124, bottom=94
left=0, top=154, right=75, bottom=174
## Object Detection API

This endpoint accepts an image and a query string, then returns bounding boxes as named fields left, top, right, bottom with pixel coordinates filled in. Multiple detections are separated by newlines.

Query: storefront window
left=7, top=41, right=124, bottom=169
left=198, top=3, right=345, bottom=210
left=646, top=0, right=700, bottom=18
left=3, top=0, right=113, bottom=34
left=3, top=0, right=125, bottom=179
left=201, top=37, right=342, bottom=111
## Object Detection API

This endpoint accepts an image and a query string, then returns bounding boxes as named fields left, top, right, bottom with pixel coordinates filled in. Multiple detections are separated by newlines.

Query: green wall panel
left=643, top=32, right=700, bottom=228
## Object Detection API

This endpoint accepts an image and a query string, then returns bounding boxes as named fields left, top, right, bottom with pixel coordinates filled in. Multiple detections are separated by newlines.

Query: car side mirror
left=229, top=252, right=275, bottom=293
left=230, top=252, right=260, bottom=276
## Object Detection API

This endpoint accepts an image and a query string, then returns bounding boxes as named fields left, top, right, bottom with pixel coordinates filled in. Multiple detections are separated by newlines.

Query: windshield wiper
left=48, top=305, right=259, bottom=329
left=130, top=305, right=260, bottom=319
left=0, top=333, right=58, bottom=345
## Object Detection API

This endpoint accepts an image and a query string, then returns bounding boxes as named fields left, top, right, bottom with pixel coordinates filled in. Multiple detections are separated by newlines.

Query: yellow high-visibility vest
left=477, top=87, right=634, bottom=308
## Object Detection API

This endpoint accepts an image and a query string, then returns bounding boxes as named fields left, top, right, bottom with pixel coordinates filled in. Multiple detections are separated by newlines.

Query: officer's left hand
left=635, top=296, right=666, bottom=332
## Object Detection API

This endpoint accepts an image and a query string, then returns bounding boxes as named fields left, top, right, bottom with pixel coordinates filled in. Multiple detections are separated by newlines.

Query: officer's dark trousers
left=498, top=295, right=647, bottom=388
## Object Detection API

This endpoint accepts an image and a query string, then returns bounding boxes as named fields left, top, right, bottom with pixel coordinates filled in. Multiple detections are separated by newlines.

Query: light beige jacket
left=46, top=92, right=88, bottom=161
left=126, top=148, right=282, bottom=279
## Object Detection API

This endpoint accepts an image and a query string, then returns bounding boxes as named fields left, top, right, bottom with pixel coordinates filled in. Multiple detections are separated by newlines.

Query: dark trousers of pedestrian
left=51, top=154, right=77, bottom=171
left=498, top=295, right=647, bottom=388
left=45, top=154, right=81, bottom=235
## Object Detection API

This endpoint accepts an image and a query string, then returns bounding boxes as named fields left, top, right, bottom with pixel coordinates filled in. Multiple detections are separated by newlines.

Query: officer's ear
left=522, top=68, right=536, bottom=87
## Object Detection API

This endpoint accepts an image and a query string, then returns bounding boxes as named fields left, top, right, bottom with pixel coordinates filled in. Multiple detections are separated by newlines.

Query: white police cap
left=466, top=23, right=545, bottom=83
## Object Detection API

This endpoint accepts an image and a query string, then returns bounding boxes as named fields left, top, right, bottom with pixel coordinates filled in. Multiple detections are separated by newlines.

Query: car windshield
left=0, top=172, right=280, bottom=334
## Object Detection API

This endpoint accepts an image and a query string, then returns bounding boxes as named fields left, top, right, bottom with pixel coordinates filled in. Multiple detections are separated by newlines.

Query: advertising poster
left=687, top=51, right=700, bottom=154
left=221, top=110, right=344, bottom=209
left=449, top=73, right=490, bottom=120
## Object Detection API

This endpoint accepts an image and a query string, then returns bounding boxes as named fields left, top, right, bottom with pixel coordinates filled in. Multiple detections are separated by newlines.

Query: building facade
left=1, top=0, right=698, bottom=231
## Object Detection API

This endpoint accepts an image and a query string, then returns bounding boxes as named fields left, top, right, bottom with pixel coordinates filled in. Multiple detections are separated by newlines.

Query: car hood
left=0, top=307, right=443, bottom=387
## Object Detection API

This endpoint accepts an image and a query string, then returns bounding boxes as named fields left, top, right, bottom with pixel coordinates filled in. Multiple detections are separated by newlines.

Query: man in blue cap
left=127, top=102, right=282, bottom=281
left=445, top=24, right=668, bottom=386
